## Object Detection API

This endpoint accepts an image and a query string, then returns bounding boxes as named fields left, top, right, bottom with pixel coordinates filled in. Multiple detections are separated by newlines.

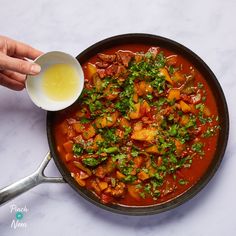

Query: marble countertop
left=0, top=0, right=235, bottom=235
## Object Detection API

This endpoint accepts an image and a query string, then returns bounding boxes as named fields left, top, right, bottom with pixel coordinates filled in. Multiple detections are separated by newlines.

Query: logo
left=10, top=204, right=28, bottom=229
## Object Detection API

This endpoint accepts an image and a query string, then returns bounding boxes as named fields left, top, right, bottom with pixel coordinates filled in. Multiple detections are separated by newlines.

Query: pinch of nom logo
left=10, top=204, right=28, bottom=229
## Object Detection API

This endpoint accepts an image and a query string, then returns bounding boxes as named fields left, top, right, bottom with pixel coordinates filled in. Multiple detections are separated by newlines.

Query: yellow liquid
left=42, top=64, right=79, bottom=101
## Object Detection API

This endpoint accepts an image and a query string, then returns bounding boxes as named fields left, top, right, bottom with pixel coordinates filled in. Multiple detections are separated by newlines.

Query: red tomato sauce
left=53, top=44, right=219, bottom=206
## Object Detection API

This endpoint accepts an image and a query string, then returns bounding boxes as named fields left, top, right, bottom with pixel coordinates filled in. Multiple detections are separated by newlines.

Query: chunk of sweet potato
left=72, top=122, right=84, bottom=133
left=179, top=100, right=192, bottom=113
left=119, top=117, right=131, bottom=128
left=140, top=100, right=151, bottom=115
left=145, top=145, right=159, bottom=153
left=87, top=63, right=97, bottom=79
left=129, top=103, right=141, bottom=119
left=116, top=171, right=126, bottom=180
left=138, top=171, right=150, bottom=181
left=63, top=141, right=73, bottom=153
left=65, top=153, right=74, bottom=162
left=82, top=125, right=96, bottom=140
left=168, top=89, right=180, bottom=101
left=127, top=185, right=141, bottom=200
left=104, top=84, right=120, bottom=100
left=98, top=181, right=108, bottom=191
left=159, top=68, right=173, bottom=85
left=95, top=111, right=119, bottom=128
left=138, top=81, right=153, bottom=96
left=131, top=129, right=157, bottom=141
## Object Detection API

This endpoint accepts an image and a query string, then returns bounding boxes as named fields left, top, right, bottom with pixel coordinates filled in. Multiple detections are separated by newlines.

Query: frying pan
left=0, top=34, right=229, bottom=215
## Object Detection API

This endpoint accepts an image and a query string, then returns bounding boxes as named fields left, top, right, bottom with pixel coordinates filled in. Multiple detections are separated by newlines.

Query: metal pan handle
left=0, top=152, right=65, bottom=206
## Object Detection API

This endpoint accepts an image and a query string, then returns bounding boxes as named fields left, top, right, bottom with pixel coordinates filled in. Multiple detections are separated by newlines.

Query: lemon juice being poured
left=42, top=63, right=79, bottom=101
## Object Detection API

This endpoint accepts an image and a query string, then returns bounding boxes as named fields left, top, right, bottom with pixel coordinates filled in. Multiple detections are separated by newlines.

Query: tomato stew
left=53, top=44, right=219, bottom=206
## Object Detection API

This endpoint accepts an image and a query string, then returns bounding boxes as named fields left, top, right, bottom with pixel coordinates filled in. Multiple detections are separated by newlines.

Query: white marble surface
left=0, top=0, right=235, bottom=235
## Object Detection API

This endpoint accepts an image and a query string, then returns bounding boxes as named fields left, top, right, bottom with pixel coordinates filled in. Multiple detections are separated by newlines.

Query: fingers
left=2, top=35, right=43, bottom=60
left=3, top=70, right=26, bottom=83
left=0, top=71, right=25, bottom=91
left=0, top=53, right=41, bottom=75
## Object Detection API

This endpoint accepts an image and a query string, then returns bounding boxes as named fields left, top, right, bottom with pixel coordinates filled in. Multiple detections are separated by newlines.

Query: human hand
left=0, top=35, right=43, bottom=91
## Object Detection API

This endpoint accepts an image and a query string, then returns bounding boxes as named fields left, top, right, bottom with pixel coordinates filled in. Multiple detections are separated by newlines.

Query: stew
left=53, top=44, right=220, bottom=206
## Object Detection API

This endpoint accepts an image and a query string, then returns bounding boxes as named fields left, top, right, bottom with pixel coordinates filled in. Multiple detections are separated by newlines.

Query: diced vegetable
left=87, top=63, right=97, bottom=79
left=179, top=100, right=192, bottom=113
left=127, top=185, right=141, bottom=200
left=159, top=68, right=173, bottom=85
left=168, top=89, right=180, bottom=101
left=65, top=153, right=74, bottom=162
left=129, top=103, right=141, bottom=119
left=131, top=129, right=157, bottom=141
left=82, top=125, right=96, bottom=140
left=98, top=181, right=108, bottom=191
left=72, top=122, right=84, bottom=133
left=63, top=141, right=73, bottom=153
left=116, top=171, right=126, bottom=180
left=145, top=145, right=159, bottom=154
left=138, top=171, right=150, bottom=181
left=95, top=111, right=119, bottom=128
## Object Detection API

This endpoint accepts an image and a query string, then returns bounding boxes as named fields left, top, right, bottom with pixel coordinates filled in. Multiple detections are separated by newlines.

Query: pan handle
left=0, top=152, right=65, bottom=206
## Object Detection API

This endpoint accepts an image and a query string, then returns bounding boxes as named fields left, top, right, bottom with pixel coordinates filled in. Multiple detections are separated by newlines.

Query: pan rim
left=47, top=33, right=229, bottom=215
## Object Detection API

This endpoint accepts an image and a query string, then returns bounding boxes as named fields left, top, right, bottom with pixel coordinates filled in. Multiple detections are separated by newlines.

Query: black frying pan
left=0, top=34, right=229, bottom=215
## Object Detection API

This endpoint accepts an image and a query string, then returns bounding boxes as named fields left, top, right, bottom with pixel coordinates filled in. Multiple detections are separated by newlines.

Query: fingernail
left=30, top=64, right=41, bottom=74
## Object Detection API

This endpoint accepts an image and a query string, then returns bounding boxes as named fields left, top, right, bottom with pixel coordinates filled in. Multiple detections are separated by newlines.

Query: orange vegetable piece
left=133, top=92, right=139, bottom=103
left=72, top=122, right=84, bottom=133
left=91, top=180, right=101, bottom=195
left=116, top=171, right=126, bottom=180
left=95, top=111, right=119, bottom=128
left=204, top=106, right=211, bottom=116
left=175, top=139, right=185, bottom=155
left=127, top=185, right=141, bottom=200
left=104, top=84, right=120, bottom=100
left=63, top=141, right=73, bottom=153
left=159, top=68, right=173, bottom=85
left=173, top=71, right=185, bottom=83
left=145, top=145, right=159, bottom=154
left=87, top=63, right=97, bottom=79
left=179, top=100, right=192, bottom=113
left=168, top=89, right=180, bottom=101
left=119, top=117, right=131, bottom=128
left=60, top=121, right=69, bottom=134
left=98, top=181, right=108, bottom=191
left=82, top=124, right=96, bottom=140
left=89, top=134, right=104, bottom=151
left=180, top=115, right=189, bottom=126
left=138, top=171, right=150, bottom=181
left=129, top=103, right=141, bottom=119
left=157, top=156, right=162, bottom=167
left=140, top=100, right=151, bottom=115
left=138, top=81, right=153, bottom=95
left=134, top=156, right=143, bottom=168
left=65, top=153, right=74, bottom=162
left=131, top=129, right=157, bottom=141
